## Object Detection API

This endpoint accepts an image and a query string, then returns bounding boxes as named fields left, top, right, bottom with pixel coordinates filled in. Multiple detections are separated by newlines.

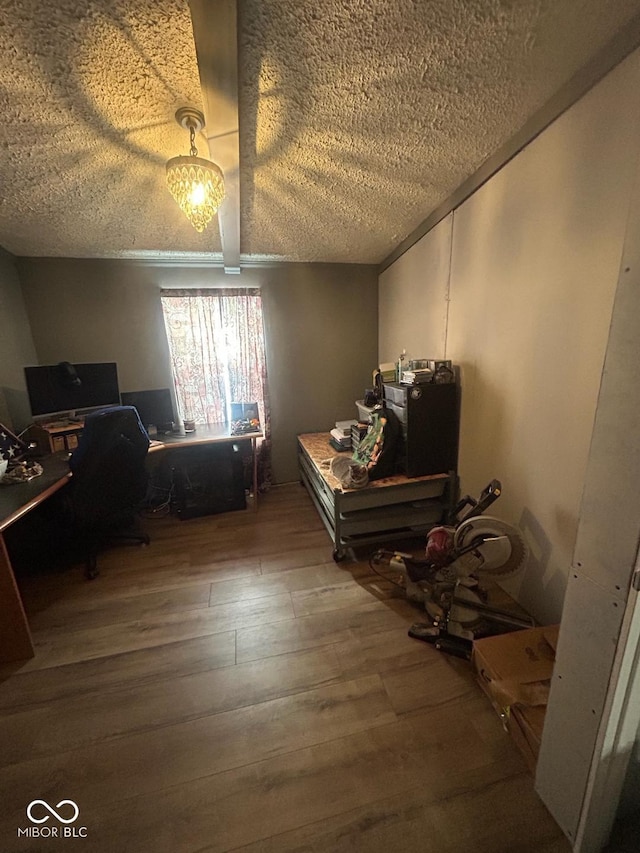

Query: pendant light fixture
left=166, top=107, right=225, bottom=233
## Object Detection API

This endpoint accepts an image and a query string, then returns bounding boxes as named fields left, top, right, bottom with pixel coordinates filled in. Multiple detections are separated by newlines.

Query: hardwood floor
left=0, top=483, right=570, bottom=852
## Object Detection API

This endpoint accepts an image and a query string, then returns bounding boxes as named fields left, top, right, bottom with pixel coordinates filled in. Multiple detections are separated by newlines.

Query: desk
left=0, top=426, right=262, bottom=663
left=0, top=454, right=71, bottom=662
left=150, top=424, right=263, bottom=511
left=298, top=432, right=454, bottom=560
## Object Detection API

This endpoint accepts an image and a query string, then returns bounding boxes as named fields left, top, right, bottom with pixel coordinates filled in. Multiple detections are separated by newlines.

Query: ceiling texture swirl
left=1, top=0, right=640, bottom=269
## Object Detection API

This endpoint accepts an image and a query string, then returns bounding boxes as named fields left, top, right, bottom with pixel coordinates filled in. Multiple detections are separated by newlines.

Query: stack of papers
left=334, top=419, right=357, bottom=436
left=330, top=427, right=352, bottom=451
left=400, top=369, right=433, bottom=385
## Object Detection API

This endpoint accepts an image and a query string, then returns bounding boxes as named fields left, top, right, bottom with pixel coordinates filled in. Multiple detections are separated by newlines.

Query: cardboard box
left=472, top=625, right=560, bottom=772
left=509, top=705, right=547, bottom=774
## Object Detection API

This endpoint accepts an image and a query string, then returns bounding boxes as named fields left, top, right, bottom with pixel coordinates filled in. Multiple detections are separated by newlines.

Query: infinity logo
left=26, top=800, right=79, bottom=824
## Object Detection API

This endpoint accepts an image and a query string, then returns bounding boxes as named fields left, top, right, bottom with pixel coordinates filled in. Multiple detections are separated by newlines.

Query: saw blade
left=453, top=516, right=527, bottom=577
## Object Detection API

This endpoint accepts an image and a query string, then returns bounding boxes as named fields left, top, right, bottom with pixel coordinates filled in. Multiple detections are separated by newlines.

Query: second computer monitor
left=120, top=388, right=175, bottom=433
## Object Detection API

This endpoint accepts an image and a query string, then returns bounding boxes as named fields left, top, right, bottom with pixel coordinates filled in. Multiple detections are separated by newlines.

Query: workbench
left=298, top=432, right=455, bottom=560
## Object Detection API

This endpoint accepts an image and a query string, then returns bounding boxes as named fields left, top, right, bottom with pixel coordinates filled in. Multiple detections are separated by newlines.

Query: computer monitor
left=120, top=388, right=175, bottom=432
left=24, top=362, right=120, bottom=419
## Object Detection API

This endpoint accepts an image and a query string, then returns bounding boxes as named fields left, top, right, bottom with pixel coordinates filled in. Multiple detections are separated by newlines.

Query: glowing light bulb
left=190, top=182, right=206, bottom=207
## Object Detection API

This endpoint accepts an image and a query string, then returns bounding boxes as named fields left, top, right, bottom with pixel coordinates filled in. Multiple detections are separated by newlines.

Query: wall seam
left=443, top=211, right=454, bottom=359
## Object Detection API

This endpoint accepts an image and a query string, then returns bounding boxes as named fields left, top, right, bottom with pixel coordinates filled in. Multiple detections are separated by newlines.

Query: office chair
left=69, top=406, right=151, bottom=579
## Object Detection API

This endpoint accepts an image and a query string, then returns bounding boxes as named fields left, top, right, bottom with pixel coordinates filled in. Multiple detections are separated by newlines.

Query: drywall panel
left=536, top=572, right=625, bottom=842
left=17, top=259, right=378, bottom=484
left=575, top=588, right=640, bottom=853
left=536, top=124, right=640, bottom=850
left=0, top=248, right=37, bottom=430
left=378, top=214, right=452, bottom=366
left=572, top=279, right=640, bottom=596
left=445, top=49, right=640, bottom=624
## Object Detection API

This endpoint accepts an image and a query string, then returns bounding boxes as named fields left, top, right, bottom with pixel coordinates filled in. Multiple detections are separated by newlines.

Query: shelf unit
left=298, top=432, right=455, bottom=560
left=25, top=420, right=84, bottom=455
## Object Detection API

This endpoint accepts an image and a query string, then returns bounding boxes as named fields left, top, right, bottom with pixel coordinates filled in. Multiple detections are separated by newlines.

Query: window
left=160, top=288, right=271, bottom=485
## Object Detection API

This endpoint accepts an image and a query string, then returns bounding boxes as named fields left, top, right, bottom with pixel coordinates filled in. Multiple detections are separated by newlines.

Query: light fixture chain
left=189, top=124, right=198, bottom=157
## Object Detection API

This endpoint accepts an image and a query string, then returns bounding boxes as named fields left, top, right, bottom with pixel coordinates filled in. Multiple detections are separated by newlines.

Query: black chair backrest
left=69, top=406, right=150, bottom=529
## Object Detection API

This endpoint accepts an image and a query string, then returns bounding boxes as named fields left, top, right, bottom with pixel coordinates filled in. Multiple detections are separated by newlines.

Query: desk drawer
left=339, top=499, right=443, bottom=536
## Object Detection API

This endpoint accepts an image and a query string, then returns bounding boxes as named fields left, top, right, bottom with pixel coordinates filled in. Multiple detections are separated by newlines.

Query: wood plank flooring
left=0, top=483, right=570, bottom=852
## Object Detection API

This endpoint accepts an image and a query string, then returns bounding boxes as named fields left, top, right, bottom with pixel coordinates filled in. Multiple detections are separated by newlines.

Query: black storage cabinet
left=170, top=443, right=246, bottom=519
left=384, top=382, right=459, bottom=476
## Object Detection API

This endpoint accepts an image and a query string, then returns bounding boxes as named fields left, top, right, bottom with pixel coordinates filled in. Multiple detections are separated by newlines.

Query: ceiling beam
left=188, top=0, right=240, bottom=273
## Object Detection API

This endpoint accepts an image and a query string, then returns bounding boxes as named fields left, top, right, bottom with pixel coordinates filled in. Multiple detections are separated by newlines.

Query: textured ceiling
left=1, top=0, right=640, bottom=265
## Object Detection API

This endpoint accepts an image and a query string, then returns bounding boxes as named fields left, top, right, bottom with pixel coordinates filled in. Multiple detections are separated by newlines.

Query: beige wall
left=378, top=49, right=640, bottom=624
left=17, top=260, right=378, bottom=484
left=378, top=214, right=452, bottom=365
left=0, top=248, right=38, bottom=430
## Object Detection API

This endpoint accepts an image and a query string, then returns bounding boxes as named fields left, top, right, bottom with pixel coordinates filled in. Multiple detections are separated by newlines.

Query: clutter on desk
left=400, top=367, right=433, bottom=384
left=329, top=432, right=350, bottom=451
left=374, top=357, right=455, bottom=393
left=1, top=459, right=44, bottom=484
left=400, top=358, right=454, bottom=385
left=325, top=408, right=400, bottom=485
left=230, top=401, right=259, bottom=421
left=327, top=454, right=369, bottom=489
left=350, top=422, right=369, bottom=454
left=0, top=422, right=38, bottom=484
left=377, top=363, right=397, bottom=383
left=351, top=404, right=400, bottom=481
left=231, top=417, right=260, bottom=436
left=363, top=388, right=377, bottom=407
left=329, top=419, right=357, bottom=452
left=357, top=357, right=459, bottom=479
left=335, top=419, right=356, bottom=436
left=230, top=402, right=260, bottom=436
left=356, top=399, right=376, bottom=423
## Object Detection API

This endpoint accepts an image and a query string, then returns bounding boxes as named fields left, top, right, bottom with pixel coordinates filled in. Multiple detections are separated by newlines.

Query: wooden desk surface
left=0, top=453, right=71, bottom=533
left=297, top=432, right=449, bottom=494
left=149, top=424, right=263, bottom=453
left=0, top=426, right=263, bottom=531
left=0, top=453, right=72, bottom=662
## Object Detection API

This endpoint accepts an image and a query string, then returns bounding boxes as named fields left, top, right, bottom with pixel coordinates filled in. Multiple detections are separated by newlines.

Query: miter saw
left=370, top=479, right=534, bottom=659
